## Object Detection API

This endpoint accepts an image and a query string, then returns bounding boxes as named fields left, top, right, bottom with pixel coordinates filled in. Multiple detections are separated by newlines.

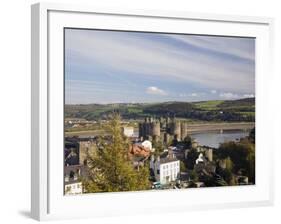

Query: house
left=129, top=140, right=153, bottom=158
left=194, top=153, right=216, bottom=178
left=65, top=136, right=98, bottom=166
left=150, top=151, right=180, bottom=185
left=64, top=181, right=83, bottom=195
left=122, top=126, right=134, bottom=137
left=64, top=165, right=84, bottom=195
left=141, top=140, right=153, bottom=151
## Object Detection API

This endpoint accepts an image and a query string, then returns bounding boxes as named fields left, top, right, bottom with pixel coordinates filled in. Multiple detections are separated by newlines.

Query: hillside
left=65, top=98, right=255, bottom=122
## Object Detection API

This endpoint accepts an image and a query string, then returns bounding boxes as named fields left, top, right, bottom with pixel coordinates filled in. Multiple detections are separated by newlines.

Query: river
left=190, top=129, right=250, bottom=148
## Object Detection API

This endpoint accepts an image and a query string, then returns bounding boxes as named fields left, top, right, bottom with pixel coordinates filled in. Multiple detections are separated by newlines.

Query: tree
left=189, top=170, right=198, bottom=182
left=225, top=156, right=233, bottom=170
left=83, top=113, right=150, bottom=193
left=218, top=139, right=255, bottom=184
left=180, top=161, right=187, bottom=172
left=249, top=128, right=255, bottom=144
left=183, top=135, right=192, bottom=148
left=152, top=139, right=164, bottom=156
left=185, top=148, right=199, bottom=169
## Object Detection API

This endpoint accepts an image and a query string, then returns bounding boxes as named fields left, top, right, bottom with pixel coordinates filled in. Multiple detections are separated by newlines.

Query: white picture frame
left=31, top=2, right=274, bottom=221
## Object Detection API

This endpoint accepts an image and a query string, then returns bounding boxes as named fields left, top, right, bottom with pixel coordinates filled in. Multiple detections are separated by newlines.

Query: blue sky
left=65, top=29, right=255, bottom=104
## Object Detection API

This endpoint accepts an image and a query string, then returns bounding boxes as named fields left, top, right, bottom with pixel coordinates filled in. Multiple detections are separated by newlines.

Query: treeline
left=65, top=98, right=255, bottom=122
left=143, top=108, right=254, bottom=122
left=216, top=128, right=255, bottom=184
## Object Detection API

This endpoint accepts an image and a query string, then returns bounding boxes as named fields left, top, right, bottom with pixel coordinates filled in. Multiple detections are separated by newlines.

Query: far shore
left=65, top=122, right=255, bottom=137
left=185, top=122, right=254, bottom=134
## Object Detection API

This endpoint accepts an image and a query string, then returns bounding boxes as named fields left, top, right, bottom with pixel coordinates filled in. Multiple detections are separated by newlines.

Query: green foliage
left=225, top=157, right=233, bottom=171
left=249, top=127, right=255, bottom=144
left=83, top=113, right=150, bottom=193
left=65, top=98, right=255, bottom=122
left=193, top=100, right=224, bottom=110
left=218, top=139, right=255, bottom=183
left=185, top=148, right=199, bottom=170
left=143, top=102, right=194, bottom=116
left=183, top=135, right=192, bottom=148
left=217, top=157, right=234, bottom=185
left=221, top=169, right=233, bottom=185
left=189, top=170, right=199, bottom=182
left=218, top=98, right=255, bottom=109
left=180, top=161, right=187, bottom=172
left=152, top=140, right=164, bottom=156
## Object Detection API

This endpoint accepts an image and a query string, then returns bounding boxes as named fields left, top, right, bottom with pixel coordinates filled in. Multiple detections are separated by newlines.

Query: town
left=64, top=115, right=255, bottom=195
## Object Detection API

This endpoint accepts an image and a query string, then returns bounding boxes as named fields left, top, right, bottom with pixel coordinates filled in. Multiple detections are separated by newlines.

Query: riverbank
left=186, top=122, right=254, bottom=134
left=65, top=122, right=254, bottom=137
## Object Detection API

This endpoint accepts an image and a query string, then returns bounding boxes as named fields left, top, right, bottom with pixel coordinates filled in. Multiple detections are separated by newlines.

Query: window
left=66, top=186, right=71, bottom=192
left=69, top=170, right=75, bottom=179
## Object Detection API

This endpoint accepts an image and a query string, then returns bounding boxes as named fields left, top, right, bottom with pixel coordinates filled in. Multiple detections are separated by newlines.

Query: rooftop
left=160, top=157, right=179, bottom=164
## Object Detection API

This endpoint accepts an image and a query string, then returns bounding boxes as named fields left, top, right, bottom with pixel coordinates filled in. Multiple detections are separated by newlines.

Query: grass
left=193, top=100, right=224, bottom=110
left=237, top=111, right=255, bottom=116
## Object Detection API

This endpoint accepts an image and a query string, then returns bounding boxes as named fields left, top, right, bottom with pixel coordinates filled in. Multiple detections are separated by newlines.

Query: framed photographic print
left=31, top=2, right=274, bottom=221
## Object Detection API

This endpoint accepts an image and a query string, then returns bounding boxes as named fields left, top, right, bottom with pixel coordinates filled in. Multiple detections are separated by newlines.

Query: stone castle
left=138, top=117, right=189, bottom=143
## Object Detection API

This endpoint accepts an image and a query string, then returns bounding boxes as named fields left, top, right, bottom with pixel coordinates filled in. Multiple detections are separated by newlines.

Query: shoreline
left=65, top=122, right=255, bottom=137
left=185, top=122, right=254, bottom=134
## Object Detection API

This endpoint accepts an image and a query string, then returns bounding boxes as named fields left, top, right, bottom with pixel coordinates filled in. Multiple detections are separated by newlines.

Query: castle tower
left=166, top=117, right=171, bottom=130
left=164, top=133, right=170, bottom=145
left=138, top=123, right=144, bottom=138
left=171, top=120, right=181, bottom=141
left=151, top=121, right=160, bottom=137
left=181, top=122, right=188, bottom=140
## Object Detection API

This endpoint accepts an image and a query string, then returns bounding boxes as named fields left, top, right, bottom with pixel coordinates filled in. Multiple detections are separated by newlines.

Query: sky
left=65, top=28, right=255, bottom=104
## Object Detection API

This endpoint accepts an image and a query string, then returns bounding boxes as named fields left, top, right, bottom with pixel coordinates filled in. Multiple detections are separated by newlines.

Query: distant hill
left=65, top=98, right=255, bottom=122
left=194, top=98, right=255, bottom=111
left=142, top=101, right=194, bottom=117
left=217, top=98, right=255, bottom=111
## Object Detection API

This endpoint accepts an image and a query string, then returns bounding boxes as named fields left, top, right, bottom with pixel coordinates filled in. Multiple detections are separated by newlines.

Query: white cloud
left=211, top=90, right=217, bottom=94
left=146, top=86, right=167, bottom=96
left=219, top=92, right=239, bottom=99
left=65, top=29, right=255, bottom=94
left=65, top=29, right=255, bottom=104
left=243, top=94, right=255, bottom=98
left=179, top=92, right=201, bottom=97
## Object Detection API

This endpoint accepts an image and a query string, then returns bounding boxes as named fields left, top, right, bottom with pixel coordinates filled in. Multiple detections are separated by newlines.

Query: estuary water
left=190, top=130, right=249, bottom=148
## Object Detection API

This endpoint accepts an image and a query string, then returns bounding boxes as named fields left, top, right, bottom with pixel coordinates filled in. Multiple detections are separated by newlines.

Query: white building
left=150, top=153, right=180, bottom=185
left=122, top=126, right=134, bottom=137
left=64, top=181, right=83, bottom=195
left=64, top=165, right=83, bottom=195
left=196, top=153, right=205, bottom=164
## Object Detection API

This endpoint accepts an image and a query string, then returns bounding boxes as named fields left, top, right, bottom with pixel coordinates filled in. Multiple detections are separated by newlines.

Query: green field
left=65, top=98, right=255, bottom=122
left=193, top=100, right=224, bottom=110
